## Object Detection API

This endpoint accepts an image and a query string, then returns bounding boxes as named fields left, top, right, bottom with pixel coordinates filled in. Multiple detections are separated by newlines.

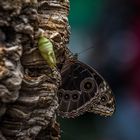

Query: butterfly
left=57, top=49, right=115, bottom=118
left=37, top=35, right=115, bottom=118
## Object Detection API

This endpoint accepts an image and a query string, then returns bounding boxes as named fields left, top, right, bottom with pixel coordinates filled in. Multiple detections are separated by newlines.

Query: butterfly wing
left=57, top=59, right=115, bottom=118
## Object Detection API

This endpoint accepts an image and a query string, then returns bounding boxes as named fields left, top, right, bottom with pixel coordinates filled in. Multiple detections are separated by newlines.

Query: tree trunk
left=0, top=0, right=70, bottom=139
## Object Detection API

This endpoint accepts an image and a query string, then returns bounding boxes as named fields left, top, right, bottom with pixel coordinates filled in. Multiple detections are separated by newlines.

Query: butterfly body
left=58, top=58, right=115, bottom=118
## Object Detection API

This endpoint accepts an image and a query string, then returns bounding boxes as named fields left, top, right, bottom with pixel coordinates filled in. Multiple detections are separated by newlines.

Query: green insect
left=38, top=36, right=56, bottom=69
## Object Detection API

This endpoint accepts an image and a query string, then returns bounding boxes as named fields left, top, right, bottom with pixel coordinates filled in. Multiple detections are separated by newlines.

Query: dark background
left=58, top=0, right=140, bottom=140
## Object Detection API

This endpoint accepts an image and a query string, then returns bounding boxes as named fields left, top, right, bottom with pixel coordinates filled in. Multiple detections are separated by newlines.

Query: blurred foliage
left=69, top=0, right=103, bottom=28
left=59, top=0, right=140, bottom=140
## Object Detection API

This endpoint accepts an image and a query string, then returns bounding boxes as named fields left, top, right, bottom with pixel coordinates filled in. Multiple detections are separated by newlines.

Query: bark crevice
left=0, top=0, right=70, bottom=139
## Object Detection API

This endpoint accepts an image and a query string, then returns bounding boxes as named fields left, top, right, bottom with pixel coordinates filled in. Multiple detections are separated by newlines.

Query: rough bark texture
left=0, top=0, right=70, bottom=139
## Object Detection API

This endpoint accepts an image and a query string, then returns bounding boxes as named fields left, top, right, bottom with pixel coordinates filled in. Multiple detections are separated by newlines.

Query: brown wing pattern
left=57, top=60, right=115, bottom=118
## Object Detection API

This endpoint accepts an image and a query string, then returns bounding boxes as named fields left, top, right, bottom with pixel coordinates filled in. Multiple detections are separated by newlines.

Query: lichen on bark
left=0, top=0, right=70, bottom=139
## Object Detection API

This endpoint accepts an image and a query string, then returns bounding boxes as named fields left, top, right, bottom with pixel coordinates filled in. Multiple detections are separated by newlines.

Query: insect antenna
left=76, top=46, right=95, bottom=57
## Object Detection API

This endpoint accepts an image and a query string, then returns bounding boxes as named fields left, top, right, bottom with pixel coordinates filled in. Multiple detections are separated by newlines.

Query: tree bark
left=0, top=0, right=70, bottom=139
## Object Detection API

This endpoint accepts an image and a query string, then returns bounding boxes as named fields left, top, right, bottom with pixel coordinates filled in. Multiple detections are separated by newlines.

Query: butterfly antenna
left=77, top=46, right=94, bottom=56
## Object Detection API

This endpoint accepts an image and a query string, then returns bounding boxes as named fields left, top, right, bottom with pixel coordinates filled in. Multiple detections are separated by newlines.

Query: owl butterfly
left=57, top=49, right=115, bottom=118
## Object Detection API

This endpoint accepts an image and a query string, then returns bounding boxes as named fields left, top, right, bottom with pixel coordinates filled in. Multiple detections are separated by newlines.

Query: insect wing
left=57, top=60, right=114, bottom=118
